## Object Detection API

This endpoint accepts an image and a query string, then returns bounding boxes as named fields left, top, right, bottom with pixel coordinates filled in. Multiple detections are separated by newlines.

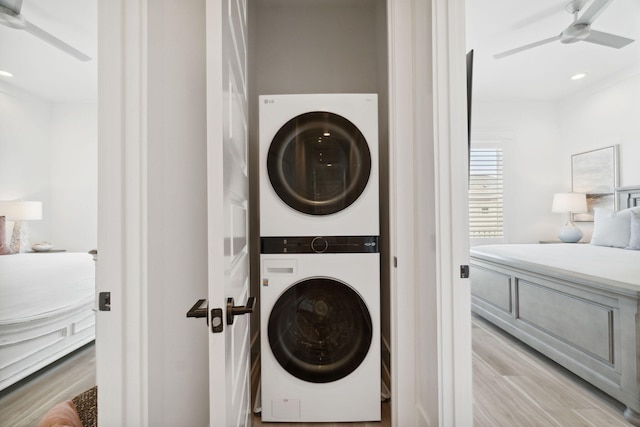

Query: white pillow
left=590, top=207, right=639, bottom=248
left=627, top=210, right=640, bottom=250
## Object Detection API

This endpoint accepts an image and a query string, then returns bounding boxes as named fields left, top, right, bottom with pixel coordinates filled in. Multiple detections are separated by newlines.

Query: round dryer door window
left=267, top=112, right=372, bottom=215
left=268, top=278, right=373, bottom=383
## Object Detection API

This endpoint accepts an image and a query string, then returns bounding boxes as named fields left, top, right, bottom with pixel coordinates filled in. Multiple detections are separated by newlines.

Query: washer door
left=268, top=278, right=373, bottom=383
left=267, top=112, right=372, bottom=215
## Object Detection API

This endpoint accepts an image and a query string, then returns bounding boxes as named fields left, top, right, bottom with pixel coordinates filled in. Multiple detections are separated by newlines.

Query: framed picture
left=571, top=145, right=618, bottom=222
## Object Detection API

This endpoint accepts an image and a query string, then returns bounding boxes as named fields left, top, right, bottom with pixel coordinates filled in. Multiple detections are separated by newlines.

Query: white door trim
left=97, top=0, right=149, bottom=425
left=431, top=0, right=473, bottom=425
left=388, top=0, right=471, bottom=425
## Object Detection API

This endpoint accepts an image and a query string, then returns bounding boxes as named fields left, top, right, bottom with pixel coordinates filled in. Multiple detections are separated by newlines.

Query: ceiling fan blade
left=575, top=0, right=613, bottom=25
left=0, top=0, right=22, bottom=13
left=493, top=35, right=560, bottom=59
left=584, top=30, right=634, bottom=48
left=23, top=20, right=91, bottom=61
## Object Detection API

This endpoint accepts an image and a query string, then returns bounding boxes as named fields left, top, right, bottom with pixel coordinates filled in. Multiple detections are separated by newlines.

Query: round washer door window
left=268, top=278, right=373, bottom=383
left=267, top=112, right=372, bottom=215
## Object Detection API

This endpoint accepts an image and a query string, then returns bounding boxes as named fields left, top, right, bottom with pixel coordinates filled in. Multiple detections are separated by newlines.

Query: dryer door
left=267, top=112, right=371, bottom=215
left=267, top=277, right=373, bottom=383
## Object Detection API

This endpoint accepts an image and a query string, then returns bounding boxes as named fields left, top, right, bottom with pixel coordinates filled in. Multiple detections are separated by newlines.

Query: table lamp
left=551, top=193, right=587, bottom=243
left=0, top=201, right=43, bottom=253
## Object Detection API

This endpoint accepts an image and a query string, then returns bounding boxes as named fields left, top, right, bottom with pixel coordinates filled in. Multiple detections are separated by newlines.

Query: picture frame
left=571, top=145, right=619, bottom=222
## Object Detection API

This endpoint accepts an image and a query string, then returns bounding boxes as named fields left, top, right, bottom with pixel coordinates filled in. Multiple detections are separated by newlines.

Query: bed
left=470, top=186, right=640, bottom=426
left=0, top=252, right=96, bottom=391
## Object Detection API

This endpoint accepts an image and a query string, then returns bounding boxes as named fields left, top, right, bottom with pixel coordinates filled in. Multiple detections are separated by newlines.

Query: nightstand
left=538, top=240, right=588, bottom=244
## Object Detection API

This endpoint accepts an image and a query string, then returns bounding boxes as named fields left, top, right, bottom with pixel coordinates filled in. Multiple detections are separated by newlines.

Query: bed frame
left=0, top=253, right=96, bottom=392
left=470, top=186, right=640, bottom=426
left=0, top=301, right=95, bottom=391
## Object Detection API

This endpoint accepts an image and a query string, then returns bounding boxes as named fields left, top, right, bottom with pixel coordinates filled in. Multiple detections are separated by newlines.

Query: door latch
left=460, top=265, right=470, bottom=279
left=99, top=292, right=111, bottom=311
left=187, top=299, right=223, bottom=333
left=211, top=308, right=223, bottom=333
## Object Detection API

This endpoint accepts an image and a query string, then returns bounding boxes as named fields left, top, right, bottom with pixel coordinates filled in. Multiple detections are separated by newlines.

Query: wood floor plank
left=506, top=374, right=594, bottom=412
left=0, top=343, right=95, bottom=427
left=572, top=408, right=632, bottom=427
left=473, top=357, right=563, bottom=427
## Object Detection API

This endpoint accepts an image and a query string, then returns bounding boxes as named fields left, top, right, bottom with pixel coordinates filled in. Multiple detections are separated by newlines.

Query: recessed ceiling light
left=571, top=73, right=587, bottom=80
left=0, top=70, right=13, bottom=78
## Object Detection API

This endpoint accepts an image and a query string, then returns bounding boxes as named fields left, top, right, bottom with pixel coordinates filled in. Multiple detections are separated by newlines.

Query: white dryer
left=260, top=237, right=380, bottom=422
left=259, top=94, right=379, bottom=237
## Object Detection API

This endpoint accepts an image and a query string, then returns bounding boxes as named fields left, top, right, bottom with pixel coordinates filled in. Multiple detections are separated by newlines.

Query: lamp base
left=9, top=221, right=31, bottom=253
left=557, top=221, right=583, bottom=243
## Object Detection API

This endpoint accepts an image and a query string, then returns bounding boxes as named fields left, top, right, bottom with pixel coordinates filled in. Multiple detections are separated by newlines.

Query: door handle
left=226, top=296, right=256, bottom=325
left=187, top=299, right=208, bottom=324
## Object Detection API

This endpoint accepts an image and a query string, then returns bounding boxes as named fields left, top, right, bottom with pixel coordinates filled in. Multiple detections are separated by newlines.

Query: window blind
left=469, top=147, right=504, bottom=238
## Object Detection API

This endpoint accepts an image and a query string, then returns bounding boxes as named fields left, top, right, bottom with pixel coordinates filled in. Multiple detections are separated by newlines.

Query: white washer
left=260, top=241, right=380, bottom=422
left=259, top=94, right=379, bottom=237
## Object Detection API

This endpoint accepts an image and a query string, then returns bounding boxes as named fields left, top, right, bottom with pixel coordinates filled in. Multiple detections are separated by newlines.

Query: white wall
left=471, top=72, right=640, bottom=244
left=50, top=104, right=98, bottom=251
left=471, top=100, right=563, bottom=243
left=0, top=81, right=96, bottom=251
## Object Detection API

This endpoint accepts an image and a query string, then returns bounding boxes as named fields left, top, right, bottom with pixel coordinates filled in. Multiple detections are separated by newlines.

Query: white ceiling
left=0, top=0, right=638, bottom=104
left=466, top=0, right=640, bottom=101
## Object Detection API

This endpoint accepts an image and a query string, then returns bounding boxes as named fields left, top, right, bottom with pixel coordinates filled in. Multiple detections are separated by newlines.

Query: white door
left=206, top=0, right=252, bottom=425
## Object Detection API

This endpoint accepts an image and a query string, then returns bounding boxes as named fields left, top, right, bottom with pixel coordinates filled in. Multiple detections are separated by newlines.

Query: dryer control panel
left=261, top=235, right=379, bottom=254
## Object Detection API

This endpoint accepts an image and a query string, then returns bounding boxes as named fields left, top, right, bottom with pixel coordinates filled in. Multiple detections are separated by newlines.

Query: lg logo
left=263, top=99, right=275, bottom=104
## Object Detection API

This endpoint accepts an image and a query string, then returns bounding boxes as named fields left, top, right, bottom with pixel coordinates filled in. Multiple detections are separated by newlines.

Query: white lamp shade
left=551, top=193, right=587, bottom=213
left=0, top=201, right=43, bottom=220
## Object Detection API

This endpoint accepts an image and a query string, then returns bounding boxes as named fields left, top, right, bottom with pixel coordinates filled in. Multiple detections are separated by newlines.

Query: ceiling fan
left=0, top=0, right=91, bottom=61
left=494, top=0, right=634, bottom=59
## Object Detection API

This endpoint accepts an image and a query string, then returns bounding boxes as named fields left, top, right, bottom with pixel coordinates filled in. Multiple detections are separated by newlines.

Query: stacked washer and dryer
left=259, top=94, right=381, bottom=422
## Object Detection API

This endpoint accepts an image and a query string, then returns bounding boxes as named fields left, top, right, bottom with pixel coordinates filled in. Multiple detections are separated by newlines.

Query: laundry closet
left=247, top=0, right=391, bottom=421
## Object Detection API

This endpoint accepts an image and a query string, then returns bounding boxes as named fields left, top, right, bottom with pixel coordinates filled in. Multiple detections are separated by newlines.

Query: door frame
left=96, top=0, right=148, bottom=425
left=388, top=0, right=471, bottom=425
left=96, top=0, right=471, bottom=425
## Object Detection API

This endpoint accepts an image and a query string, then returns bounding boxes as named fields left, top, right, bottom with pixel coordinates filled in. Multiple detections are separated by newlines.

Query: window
left=469, top=145, right=504, bottom=239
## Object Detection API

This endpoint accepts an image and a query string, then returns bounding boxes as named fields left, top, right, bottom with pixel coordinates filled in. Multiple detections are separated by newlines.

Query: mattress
left=0, top=252, right=95, bottom=323
left=470, top=243, right=640, bottom=294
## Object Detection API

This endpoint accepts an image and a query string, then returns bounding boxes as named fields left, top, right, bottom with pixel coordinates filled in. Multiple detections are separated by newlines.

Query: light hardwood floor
left=0, top=318, right=632, bottom=426
left=472, top=315, right=631, bottom=427
left=0, top=342, right=96, bottom=427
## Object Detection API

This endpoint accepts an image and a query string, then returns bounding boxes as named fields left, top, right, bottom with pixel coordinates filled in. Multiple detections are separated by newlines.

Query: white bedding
left=470, top=243, right=640, bottom=294
left=0, top=252, right=95, bottom=323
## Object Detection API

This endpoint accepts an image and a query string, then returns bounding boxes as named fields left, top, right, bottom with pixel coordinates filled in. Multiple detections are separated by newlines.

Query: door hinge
left=460, top=265, right=470, bottom=279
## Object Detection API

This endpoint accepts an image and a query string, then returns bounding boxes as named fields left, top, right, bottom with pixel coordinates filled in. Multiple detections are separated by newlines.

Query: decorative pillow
left=627, top=210, right=640, bottom=250
left=37, top=400, right=82, bottom=427
left=590, top=207, right=635, bottom=248
left=0, top=216, right=12, bottom=255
